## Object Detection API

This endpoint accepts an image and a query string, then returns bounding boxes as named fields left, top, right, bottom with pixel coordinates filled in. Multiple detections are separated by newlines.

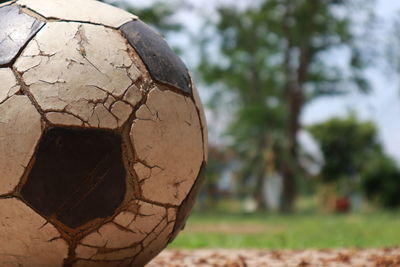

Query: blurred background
left=107, top=0, right=400, bottom=249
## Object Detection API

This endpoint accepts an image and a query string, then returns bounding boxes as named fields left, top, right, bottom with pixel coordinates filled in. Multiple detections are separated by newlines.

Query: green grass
left=169, top=211, right=400, bottom=249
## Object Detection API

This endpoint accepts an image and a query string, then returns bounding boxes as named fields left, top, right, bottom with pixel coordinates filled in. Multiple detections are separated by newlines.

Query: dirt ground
left=148, top=248, right=400, bottom=267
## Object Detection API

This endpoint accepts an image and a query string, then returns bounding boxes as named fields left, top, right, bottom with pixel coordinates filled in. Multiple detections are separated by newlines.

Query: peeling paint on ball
left=0, top=0, right=207, bottom=266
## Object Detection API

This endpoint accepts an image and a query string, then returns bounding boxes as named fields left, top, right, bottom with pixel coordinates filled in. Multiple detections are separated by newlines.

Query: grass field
left=169, top=211, right=400, bottom=249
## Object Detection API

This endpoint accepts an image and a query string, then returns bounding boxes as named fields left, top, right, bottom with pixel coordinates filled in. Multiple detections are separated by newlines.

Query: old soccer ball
left=0, top=0, right=207, bottom=266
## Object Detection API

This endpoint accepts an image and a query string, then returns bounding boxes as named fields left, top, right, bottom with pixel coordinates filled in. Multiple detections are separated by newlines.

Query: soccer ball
left=0, top=0, right=207, bottom=266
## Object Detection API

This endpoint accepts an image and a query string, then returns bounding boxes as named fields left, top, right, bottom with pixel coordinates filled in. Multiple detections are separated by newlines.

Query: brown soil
left=148, top=248, right=400, bottom=267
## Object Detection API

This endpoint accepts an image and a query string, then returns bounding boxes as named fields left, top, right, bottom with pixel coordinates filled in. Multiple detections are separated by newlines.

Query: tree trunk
left=280, top=0, right=315, bottom=212
left=280, top=86, right=302, bottom=212
left=280, top=160, right=296, bottom=212
left=253, top=165, right=267, bottom=210
left=280, top=0, right=298, bottom=212
left=252, top=137, right=268, bottom=210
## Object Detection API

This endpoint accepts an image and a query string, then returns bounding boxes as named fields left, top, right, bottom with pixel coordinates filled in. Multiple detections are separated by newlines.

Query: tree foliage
left=361, top=155, right=400, bottom=209
left=98, top=0, right=182, bottom=35
left=309, top=115, right=400, bottom=209
left=199, top=0, right=374, bottom=211
left=308, top=115, right=381, bottom=183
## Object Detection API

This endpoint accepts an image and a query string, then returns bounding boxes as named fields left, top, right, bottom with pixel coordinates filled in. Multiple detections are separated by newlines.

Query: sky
left=302, top=1, right=400, bottom=162
left=126, top=0, right=400, bottom=162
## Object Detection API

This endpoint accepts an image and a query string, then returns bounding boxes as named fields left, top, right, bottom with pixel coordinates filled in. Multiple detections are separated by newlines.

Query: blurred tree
left=198, top=145, right=229, bottom=208
left=308, top=115, right=381, bottom=183
left=361, top=154, right=400, bottom=209
left=98, top=0, right=183, bottom=35
left=307, top=115, right=400, bottom=211
left=199, top=0, right=374, bottom=211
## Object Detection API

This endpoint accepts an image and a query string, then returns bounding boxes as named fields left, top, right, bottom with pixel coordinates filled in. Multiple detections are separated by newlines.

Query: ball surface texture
left=0, top=0, right=207, bottom=266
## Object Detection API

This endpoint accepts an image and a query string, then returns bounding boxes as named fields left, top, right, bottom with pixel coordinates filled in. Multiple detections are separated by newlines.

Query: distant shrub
left=361, top=155, right=400, bottom=209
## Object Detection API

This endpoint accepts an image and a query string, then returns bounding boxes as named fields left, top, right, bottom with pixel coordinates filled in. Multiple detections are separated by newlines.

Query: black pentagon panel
left=21, top=128, right=126, bottom=229
left=0, top=5, right=45, bottom=66
left=169, top=162, right=206, bottom=243
left=120, top=20, right=192, bottom=94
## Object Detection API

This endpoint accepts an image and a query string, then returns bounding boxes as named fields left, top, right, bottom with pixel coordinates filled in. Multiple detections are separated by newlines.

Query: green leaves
left=198, top=0, right=374, bottom=200
left=308, top=115, right=381, bottom=183
left=125, top=2, right=183, bottom=34
left=361, top=154, right=400, bottom=209
left=308, top=114, right=400, bottom=209
left=98, top=0, right=182, bottom=35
